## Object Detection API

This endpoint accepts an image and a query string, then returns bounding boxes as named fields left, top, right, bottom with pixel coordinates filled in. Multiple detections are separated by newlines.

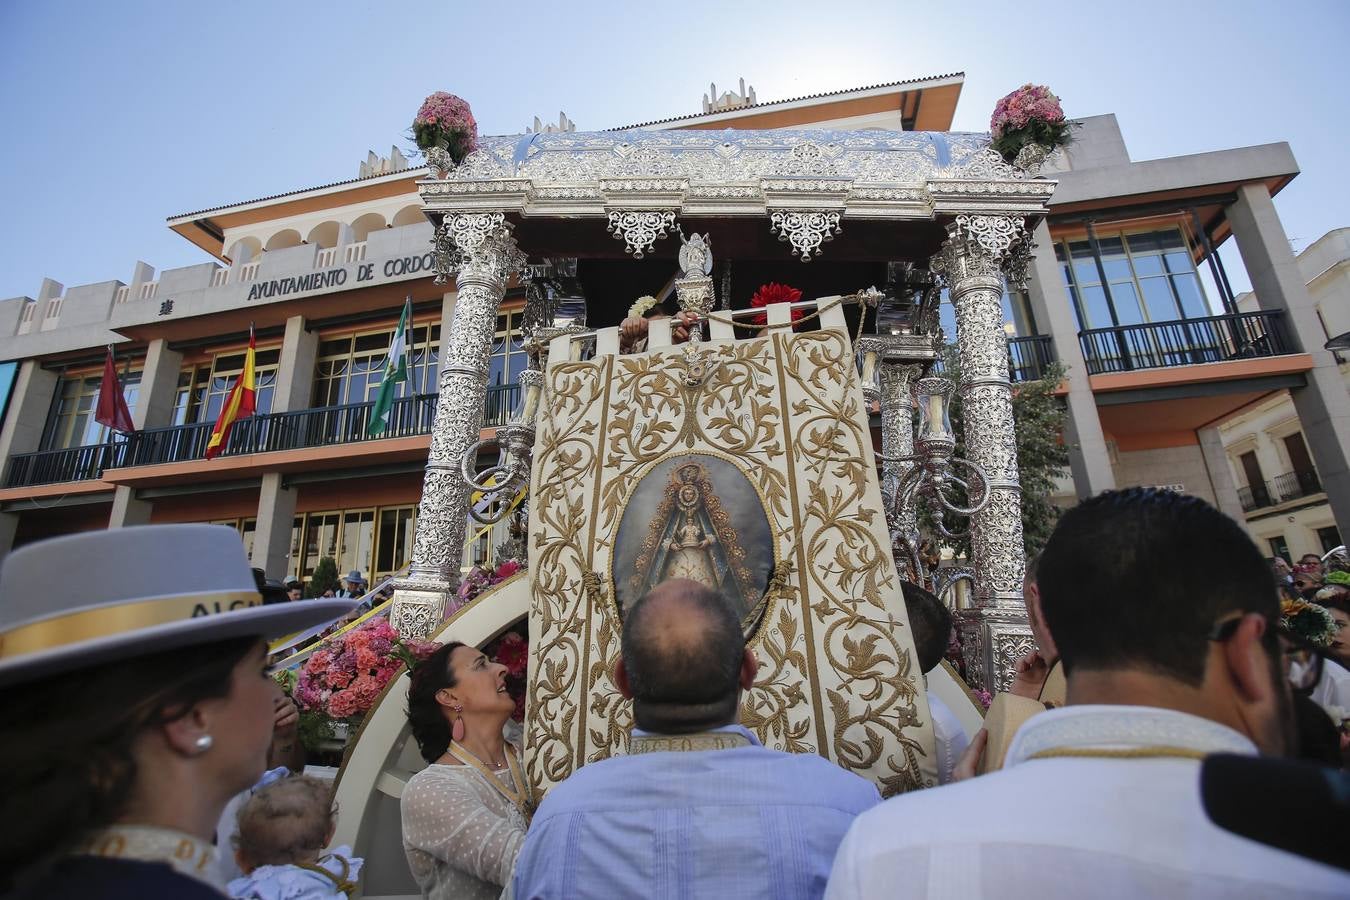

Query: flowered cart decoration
left=990, top=83, right=1074, bottom=174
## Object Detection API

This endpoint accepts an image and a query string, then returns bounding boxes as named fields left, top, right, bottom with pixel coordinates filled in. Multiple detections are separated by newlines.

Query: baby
left=229, top=775, right=364, bottom=900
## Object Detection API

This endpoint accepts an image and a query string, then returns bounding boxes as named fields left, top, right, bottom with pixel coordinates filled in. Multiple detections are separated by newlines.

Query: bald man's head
left=620, top=579, right=745, bottom=733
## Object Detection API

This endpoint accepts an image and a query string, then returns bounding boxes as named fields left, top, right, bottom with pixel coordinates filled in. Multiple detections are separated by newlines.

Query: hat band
left=0, top=590, right=263, bottom=660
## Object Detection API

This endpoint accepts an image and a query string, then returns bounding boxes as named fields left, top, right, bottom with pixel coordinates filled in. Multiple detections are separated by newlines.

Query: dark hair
left=406, top=641, right=466, bottom=763
left=235, top=775, right=336, bottom=869
left=0, top=636, right=258, bottom=887
left=621, top=580, right=744, bottom=733
left=901, top=581, right=952, bottom=675
left=1038, top=488, right=1277, bottom=684
left=1292, top=692, right=1342, bottom=766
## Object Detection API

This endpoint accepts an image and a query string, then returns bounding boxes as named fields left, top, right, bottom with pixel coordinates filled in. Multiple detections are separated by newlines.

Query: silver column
left=391, top=212, right=524, bottom=638
left=935, top=216, right=1034, bottom=691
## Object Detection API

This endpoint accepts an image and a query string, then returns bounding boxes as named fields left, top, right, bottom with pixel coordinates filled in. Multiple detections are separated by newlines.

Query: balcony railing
left=1008, top=335, right=1056, bottom=383
left=4, top=443, right=125, bottom=488
left=1078, top=310, right=1293, bottom=375
left=3, top=384, right=525, bottom=488
left=1238, top=483, right=1276, bottom=513
left=1273, top=469, right=1322, bottom=503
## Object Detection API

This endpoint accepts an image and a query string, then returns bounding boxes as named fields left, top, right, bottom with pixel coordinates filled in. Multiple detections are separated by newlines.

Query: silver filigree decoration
left=1003, top=234, right=1035, bottom=291
left=769, top=210, right=842, bottom=262
left=424, top=146, right=454, bottom=179
left=606, top=209, right=676, bottom=258
left=1012, top=143, right=1053, bottom=178
left=951, top=214, right=1028, bottom=259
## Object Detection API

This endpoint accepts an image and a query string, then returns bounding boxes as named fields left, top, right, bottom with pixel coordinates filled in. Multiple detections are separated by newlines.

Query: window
left=210, top=517, right=257, bottom=561
left=1317, top=526, right=1342, bottom=554
left=312, top=323, right=440, bottom=408
left=488, top=310, right=530, bottom=388
left=1056, top=227, right=1211, bottom=332
left=290, top=505, right=420, bottom=584
left=172, top=347, right=281, bottom=426
left=1268, top=536, right=1290, bottom=564
left=43, top=370, right=142, bottom=449
left=937, top=287, right=1037, bottom=344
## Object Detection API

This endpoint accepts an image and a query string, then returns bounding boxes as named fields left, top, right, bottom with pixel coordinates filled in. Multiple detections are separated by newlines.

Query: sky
left=0, top=0, right=1346, bottom=301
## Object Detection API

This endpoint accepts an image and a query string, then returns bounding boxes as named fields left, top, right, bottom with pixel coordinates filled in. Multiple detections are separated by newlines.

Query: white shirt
left=826, top=705, right=1350, bottom=899
left=926, top=691, right=969, bottom=785
left=1310, top=657, right=1350, bottom=711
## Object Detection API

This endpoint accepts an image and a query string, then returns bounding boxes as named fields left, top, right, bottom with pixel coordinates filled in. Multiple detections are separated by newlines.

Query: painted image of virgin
left=614, top=456, right=773, bottom=620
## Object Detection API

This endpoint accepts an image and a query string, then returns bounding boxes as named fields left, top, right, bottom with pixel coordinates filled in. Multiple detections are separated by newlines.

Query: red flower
left=493, top=631, right=528, bottom=676
left=750, top=282, right=804, bottom=327
left=494, top=559, right=522, bottom=580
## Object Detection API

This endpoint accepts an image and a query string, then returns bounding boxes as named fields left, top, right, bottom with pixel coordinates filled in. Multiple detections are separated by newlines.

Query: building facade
left=1216, top=228, right=1350, bottom=560
left=0, top=71, right=1344, bottom=584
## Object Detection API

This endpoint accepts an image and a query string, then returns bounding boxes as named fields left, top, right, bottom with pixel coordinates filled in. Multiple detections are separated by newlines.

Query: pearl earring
left=194, top=734, right=214, bottom=753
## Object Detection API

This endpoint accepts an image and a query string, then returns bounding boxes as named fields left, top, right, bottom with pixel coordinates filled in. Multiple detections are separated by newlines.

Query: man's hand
left=619, top=316, right=649, bottom=351
left=1008, top=650, right=1051, bottom=700
left=951, top=728, right=988, bottom=782
left=670, top=310, right=698, bottom=344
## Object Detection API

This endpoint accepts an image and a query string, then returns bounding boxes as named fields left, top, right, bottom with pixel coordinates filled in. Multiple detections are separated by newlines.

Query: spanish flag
left=205, top=326, right=257, bottom=459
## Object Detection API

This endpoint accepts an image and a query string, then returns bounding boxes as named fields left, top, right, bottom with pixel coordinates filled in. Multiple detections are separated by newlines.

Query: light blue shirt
left=511, top=724, right=880, bottom=900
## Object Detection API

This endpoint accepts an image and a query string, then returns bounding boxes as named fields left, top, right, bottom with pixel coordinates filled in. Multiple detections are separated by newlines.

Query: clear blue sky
left=0, top=0, right=1345, bottom=301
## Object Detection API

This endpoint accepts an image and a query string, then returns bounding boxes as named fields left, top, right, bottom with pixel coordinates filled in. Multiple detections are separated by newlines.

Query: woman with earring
left=0, top=525, right=355, bottom=898
left=402, top=641, right=531, bottom=900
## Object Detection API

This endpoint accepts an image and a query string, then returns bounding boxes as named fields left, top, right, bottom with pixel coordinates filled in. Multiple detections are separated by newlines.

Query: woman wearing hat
left=0, top=525, right=355, bottom=898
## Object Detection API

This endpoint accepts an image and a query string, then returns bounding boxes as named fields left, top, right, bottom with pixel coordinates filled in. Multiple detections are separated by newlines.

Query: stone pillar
left=0, top=361, right=58, bottom=558
left=272, top=315, right=318, bottom=413
left=936, top=217, right=1033, bottom=691
left=109, top=338, right=184, bottom=529
left=248, top=317, right=312, bottom=577
left=1198, top=424, right=1247, bottom=527
left=1227, top=183, right=1350, bottom=536
left=391, top=213, right=523, bottom=637
left=252, top=472, right=298, bottom=579
left=1024, top=220, right=1115, bottom=499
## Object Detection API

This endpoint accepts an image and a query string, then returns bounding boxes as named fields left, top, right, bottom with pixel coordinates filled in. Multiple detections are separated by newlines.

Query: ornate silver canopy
left=420, top=128, right=1054, bottom=228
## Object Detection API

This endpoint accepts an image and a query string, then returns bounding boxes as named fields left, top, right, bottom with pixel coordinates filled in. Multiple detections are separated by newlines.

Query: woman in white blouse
left=402, top=641, right=531, bottom=900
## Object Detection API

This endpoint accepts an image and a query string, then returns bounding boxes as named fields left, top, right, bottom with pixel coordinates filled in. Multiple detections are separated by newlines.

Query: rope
left=704, top=296, right=846, bottom=332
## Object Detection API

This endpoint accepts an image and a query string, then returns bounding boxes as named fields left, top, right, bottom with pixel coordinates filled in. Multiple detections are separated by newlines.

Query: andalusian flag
left=368, top=297, right=412, bottom=436
left=205, top=326, right=256, bottom=459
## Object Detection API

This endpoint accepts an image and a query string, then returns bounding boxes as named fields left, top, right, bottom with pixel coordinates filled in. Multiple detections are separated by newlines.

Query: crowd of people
left=1, top=489, right=1348, bottom=899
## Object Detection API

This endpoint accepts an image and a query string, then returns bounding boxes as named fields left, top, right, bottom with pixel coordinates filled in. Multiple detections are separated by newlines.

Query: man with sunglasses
left=828, top=488, right=1348, bottom=898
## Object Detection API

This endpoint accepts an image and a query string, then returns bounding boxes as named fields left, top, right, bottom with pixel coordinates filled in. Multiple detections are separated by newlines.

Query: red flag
left=205, top=327, right=257, bottom=460
left=94, top=346, right=135, bottom=434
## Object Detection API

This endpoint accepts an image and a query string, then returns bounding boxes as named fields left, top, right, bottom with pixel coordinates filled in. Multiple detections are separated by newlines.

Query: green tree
left=932, top=349, right=1071, bottom=558
left=305, top=556, right=340, bottom=598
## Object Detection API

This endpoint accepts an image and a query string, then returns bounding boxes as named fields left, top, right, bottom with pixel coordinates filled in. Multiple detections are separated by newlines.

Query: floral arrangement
left=412, top=92, right=478, bottom=164
left=750, top=282, right=804, bottom=327
left=278, top=617, right=440, bottom=750
left=989, top=84, right=1073, bottom=164
left=1280, top=596, right=1338, bottom=648
left=628, top=295, right=659, bottom=319
left=457, top=558, right=524, bottom=605
left=484, top=629, right=529, bottom=721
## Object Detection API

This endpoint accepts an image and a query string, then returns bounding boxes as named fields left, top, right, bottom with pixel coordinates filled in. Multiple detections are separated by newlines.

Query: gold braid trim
left=1025, top=745, right=1209, bottom=763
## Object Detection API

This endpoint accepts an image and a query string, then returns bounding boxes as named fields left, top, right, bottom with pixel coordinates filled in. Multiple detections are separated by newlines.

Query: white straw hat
left=0, top=525, right=357, bottom=686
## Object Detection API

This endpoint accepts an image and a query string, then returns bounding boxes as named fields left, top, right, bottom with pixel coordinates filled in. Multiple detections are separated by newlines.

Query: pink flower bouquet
left=412, top=92, right=478, bottom=164
left=989, top=84, right=1074, bottom=163
left=281, top=617, right=441, bottom=749
left=456, top=558, right=526, bottom=606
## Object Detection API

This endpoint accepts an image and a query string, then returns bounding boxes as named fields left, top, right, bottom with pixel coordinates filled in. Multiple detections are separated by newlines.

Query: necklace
left=447, top=742, right=533, bottom=821
left=1026, top=745, right=1210, bottom=763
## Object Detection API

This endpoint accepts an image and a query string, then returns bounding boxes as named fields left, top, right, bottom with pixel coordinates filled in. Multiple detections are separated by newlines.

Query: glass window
left=43, top=370, right=143, bottom=450
left=376, top=506, right=417, bottom=579
left=1059, top=226, right=1211, bottom=331
left=312, top=322, right=441, bottom=409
